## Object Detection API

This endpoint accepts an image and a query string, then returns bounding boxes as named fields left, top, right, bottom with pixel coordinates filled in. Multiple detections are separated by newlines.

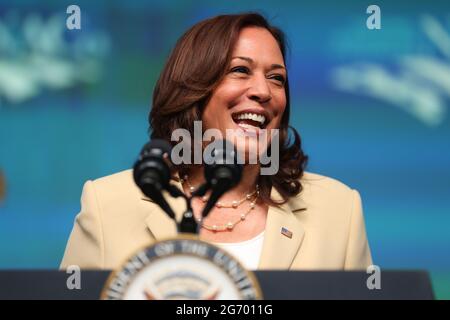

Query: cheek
left=215, top=80, right=246, bottom=105
left=201, top=100, right=230, bottom=130
left=202, top=110, right=221, bottom=131
left=202, top=84, right=243, bottom=126
left=272, top=94, right=287, bottom=124
left=201, top=96, right=221, bottom=129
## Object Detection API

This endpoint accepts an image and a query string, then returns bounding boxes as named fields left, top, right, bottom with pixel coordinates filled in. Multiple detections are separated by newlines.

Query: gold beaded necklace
left=198, top=199, right=258, bottom=231
left=181, top=175, right=259, bottom=232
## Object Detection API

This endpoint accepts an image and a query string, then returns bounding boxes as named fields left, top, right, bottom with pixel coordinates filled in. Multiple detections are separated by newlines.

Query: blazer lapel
left=142, top=178, right=185, bottom=240
left=258, top=189, right=307, bottom=270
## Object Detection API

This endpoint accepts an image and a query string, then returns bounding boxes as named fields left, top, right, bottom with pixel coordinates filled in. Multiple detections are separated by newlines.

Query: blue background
left=0, top=0, right=449, bottom=299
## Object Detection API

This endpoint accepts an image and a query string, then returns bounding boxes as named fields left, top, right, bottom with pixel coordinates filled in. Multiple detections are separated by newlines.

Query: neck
left=182, top=164, right=260, bottom=199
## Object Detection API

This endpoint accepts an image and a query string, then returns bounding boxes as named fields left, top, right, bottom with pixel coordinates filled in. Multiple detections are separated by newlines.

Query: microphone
left=133, top=139, right=177, bottom=220
left=199, top=140, right=243, bottom=219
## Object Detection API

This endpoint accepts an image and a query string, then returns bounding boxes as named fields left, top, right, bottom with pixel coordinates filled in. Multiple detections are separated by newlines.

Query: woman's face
left=202, top=26, right=287, bottom=161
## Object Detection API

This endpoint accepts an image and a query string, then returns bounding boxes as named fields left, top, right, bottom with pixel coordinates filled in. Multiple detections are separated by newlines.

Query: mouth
left=231, top=110, right=269, bottom=131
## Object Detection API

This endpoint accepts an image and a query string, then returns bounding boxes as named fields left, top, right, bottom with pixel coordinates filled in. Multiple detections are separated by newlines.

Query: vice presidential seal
left=101, top=236, right=262, bottom=300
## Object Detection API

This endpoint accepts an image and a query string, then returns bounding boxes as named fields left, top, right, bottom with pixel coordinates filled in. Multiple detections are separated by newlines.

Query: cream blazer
left=60, top=170, right=372, bottom=270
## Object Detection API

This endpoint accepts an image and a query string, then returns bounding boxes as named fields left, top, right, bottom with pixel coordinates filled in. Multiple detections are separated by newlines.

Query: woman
left=61, top=13, right=372, bottom=270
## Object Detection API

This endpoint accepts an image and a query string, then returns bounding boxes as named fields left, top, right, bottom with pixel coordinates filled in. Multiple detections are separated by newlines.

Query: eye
left=269, top=74, right=286, bottom=86
left=230, top=66, right=250, bottom=74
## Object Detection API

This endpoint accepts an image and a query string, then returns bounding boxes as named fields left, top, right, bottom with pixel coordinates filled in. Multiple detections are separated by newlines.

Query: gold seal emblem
left=101, top=236, right=262, bottom=300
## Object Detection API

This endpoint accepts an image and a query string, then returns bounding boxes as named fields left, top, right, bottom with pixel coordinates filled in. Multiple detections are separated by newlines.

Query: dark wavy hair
left=149, top=12, right=308, bottom=206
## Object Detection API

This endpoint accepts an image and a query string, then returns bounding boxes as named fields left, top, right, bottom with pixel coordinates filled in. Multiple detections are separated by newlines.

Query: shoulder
left=300, top=171, right=355, bottom=195
left=88, top=169, right=143, bottom=203
left=92, top=169, right=135, bottom=189
left=287, top=171, right=360, bottom=214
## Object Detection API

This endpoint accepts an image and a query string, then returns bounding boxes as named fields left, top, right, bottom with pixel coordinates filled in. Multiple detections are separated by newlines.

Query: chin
left=233, top=138, right=266, bottom=165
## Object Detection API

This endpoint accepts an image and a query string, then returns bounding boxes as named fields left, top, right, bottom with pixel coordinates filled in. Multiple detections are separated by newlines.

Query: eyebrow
left=232, top=56, right=286, bottom=70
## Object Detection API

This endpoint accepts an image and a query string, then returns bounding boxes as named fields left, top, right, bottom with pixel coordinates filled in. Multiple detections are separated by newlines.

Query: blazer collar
left=141, top=178, right=307, bottom=269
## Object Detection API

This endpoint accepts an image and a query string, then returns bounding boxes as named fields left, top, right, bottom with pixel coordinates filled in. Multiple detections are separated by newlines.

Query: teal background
left=0, top=1, right=449, bottom=299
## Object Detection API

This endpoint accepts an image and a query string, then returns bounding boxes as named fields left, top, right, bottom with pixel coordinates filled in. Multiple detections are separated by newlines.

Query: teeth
left=235, top=113, right=266, bottom=125
left=238, top=123, right=258, bottom=129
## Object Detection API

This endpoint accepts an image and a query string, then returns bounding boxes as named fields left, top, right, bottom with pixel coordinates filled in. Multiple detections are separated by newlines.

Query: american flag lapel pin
left=281, top=227, right=293, bottom=239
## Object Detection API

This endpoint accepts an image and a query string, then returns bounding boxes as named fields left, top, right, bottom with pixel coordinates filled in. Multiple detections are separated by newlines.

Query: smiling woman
left=150, top=14, right=301, bottom=211
left=61, top=13, right=372, bottom=271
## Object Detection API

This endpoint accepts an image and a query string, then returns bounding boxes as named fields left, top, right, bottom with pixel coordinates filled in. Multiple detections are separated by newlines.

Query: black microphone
left=200, top=140, right=243, bottom=219
left=133, top=139, right=177, bottom=220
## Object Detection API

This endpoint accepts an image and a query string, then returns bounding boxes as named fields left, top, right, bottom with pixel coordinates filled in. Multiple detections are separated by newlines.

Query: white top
left=212, top=232, right=265, bottom=270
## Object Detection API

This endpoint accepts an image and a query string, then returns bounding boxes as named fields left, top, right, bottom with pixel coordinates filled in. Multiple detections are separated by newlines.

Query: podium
left=0, top=270, right=434, bottom=300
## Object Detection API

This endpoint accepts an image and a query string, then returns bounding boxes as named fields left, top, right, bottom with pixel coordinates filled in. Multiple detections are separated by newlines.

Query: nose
left=246, top=73, right=272, bottom=103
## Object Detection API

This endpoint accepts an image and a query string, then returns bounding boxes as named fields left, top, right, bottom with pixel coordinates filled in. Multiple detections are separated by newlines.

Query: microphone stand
left=170, top=181, right=220, bottom=234
left=166, top=184, right=199, bottom=234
